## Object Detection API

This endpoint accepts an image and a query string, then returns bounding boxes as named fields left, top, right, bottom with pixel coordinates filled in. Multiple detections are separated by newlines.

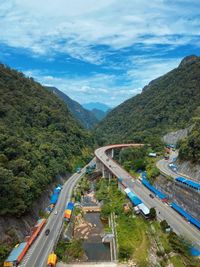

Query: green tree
left=149, top=207, right=157, bottom=220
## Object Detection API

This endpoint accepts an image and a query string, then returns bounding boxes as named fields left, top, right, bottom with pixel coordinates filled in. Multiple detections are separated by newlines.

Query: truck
left=47, top=252, right=57, bottom=267
left=64, top=202, right=74, bottom=222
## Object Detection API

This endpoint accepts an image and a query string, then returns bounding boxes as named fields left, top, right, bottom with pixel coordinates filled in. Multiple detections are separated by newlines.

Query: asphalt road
left=95, top=145, right=200, bottom=249
left=19, top=166, right=87, bottom=267
left=156, top=150, right=179, bottom=179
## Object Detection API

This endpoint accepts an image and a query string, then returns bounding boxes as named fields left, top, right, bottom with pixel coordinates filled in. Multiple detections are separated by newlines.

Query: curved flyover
left=95, top=143, right=143, bottom=178
left=95, top=144, right=200, bottom=249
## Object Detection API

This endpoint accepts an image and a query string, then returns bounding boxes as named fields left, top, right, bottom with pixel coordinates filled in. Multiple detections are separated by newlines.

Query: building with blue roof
left=171, top=202, right=200, bottom=229
left=124, top=188, right=142, bottom=206
left=176, top=177, right=200, bottom=191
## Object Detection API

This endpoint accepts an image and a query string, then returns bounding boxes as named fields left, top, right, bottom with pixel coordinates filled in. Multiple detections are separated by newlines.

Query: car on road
left=54, top=210, right=58, bottom=215
left=76, top=167, right=81, bottom=173
left=45, top=229, right=50, bottom=236
left=149, top=193, right=154, bottom=199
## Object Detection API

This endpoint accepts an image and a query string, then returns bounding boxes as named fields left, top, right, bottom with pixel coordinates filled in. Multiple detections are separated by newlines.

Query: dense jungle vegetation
left=0, top=64, right=93, bottom=216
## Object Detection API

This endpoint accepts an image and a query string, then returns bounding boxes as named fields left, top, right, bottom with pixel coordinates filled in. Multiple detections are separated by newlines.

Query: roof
left=176, top=177, right=200, bottom=190
left=190, top=247, right=200, bottom=257
left=124, top=188, right=131, bottom=194
left=142, top=177, right=167, bottom=200
left=171, top=202, right=200, bottom=229
left=5, top=242, right=27, bottom=262
left=148, top=153, right=157, bottom=157
left=138, top=203, right=150, bottom=215
left=124, top=188, right=142, bottom=206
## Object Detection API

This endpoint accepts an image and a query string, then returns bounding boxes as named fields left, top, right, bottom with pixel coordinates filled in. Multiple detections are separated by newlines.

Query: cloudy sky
left=0, top=0, right=200, bottom=106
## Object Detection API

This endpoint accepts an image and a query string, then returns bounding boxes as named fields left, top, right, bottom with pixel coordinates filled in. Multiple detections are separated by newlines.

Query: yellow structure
left=47, top=252, right=57, bottom=267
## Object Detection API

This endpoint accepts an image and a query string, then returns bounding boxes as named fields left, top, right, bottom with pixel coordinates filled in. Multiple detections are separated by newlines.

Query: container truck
left=64, top=202, right=74, bottom=222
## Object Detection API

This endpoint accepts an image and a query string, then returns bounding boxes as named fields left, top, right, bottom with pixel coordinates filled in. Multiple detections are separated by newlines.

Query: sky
left=0, top=0, right=200, bottom=107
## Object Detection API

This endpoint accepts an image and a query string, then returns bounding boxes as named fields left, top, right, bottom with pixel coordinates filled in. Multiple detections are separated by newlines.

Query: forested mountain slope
left=46, top=86, right=98, bottom=129
left=179, top=110, right=200, bottom=163
left=95, top=55, right=200, bottom=145
left=0, top=64, right=93, bottom=217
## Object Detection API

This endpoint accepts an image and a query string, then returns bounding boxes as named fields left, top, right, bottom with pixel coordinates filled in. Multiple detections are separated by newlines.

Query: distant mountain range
left=82, top=102, right=111, bottom=112
left=91, top=108, right=108, bottom=121
left=46, top=86, right=98, bottom=129
left=95, top=55, right=200, bottom=149
left=82, top=102, right=112, bottom=121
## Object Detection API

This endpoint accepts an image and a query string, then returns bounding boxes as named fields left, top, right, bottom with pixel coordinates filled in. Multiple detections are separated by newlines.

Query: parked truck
left=64, top=202, right=74, bottom=222
left=47, top=252, right=57, bottom=267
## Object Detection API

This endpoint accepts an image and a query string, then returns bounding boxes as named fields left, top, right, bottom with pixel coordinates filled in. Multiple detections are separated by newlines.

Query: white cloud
left=0, top=0, right=200, bottom=63
left=23, top=69, right=141, bottom=106
left=1, top=0, right=199, bottom=106
left=127, top=56, right=182, bottom=87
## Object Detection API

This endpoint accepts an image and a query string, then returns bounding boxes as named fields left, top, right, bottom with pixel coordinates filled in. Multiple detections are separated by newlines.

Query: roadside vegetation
left=73, top=176, right=90, bottom=202
left=55, top=239, right=84, bottom=263
left=95, top=178, right=200, bottom=266
left=117, top=146, right=161, bottom=183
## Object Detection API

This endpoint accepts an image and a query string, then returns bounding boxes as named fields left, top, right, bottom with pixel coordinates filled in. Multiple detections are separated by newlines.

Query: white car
left=54, top=210, right=58, bottom=215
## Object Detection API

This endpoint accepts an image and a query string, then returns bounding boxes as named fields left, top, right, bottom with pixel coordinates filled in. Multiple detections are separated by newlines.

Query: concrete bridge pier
left=95, top=157, right=114, bottom=179
left=96, top=158, right=102, bottom=171
left=102, top=164, right=105, bottom=178
left=106, top=149, right=114, bottom=159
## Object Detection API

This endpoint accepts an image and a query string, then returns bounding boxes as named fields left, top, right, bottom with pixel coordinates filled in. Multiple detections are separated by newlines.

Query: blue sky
left=0, top=0, right=200, bottom=106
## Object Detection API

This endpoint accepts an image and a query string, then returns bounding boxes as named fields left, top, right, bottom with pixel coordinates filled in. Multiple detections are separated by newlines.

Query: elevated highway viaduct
left=95, top=144, right=200, bottom=249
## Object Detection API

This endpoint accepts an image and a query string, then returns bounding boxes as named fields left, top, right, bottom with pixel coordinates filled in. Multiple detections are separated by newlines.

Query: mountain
left=83, top=102, right=111, bottom=112
left=46, top=86, right=98, bottom=129
left=91, top=108, right=108, bottom=121
left=95, top=55, right=200, bottom=146
left=0, top=64, right=93, bottom=217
